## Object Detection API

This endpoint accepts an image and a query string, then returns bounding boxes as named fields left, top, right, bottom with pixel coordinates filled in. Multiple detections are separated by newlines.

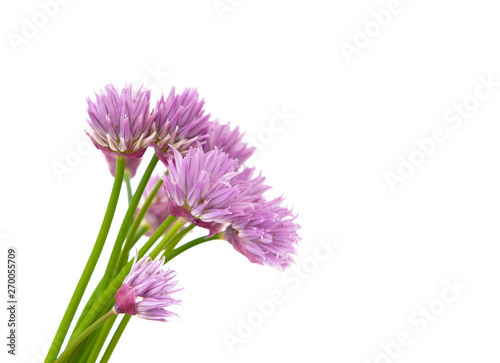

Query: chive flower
left=153, top=88, right=211, bottom=163
left=114, top=253, right=181, bottom=322
left=86, top=84, right=157, bottom=176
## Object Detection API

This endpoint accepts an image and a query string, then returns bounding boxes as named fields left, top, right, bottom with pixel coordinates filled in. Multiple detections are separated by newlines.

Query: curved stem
left=55, top=309, right=117, bottom=363
left=99, top=315, right=131, bottom=363
left=115, top=177, right=163, bottom=271
left=162, top=224, right=195, bottom=257
left=145, top=218, right=186, bottom=260
left=45, top=156, right=125, bottom=363
left=164, top=233, right=222, bottom=263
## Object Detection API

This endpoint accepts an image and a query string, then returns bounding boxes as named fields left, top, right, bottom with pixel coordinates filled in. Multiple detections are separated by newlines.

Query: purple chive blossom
left=86, top=84, right=157, bottom=177
left=229, top=167, right=270, bottom=204
left=224, top=197, right=300, bottom=270
left=163, top=147, right=242, bottom=236
left=138, top=174, right=170, bottom=236
left=114, top=253, right=181, bottom=322
left=203, top=121, right=255, bottom=165
left=153, top=88, right=211, bottom=163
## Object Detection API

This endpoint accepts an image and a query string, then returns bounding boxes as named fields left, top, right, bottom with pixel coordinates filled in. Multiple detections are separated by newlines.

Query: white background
left=1, top=0, right=500, bottom=362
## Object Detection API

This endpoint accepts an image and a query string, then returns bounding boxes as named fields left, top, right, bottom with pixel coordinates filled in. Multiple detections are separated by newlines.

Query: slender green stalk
left=69, top=278, right=105, bottom=341
left=101, top=154, right=159, bottom=288
left=45, top=157, right=126, bottom=363
left=148, top=219, right=185, bottom=258
left=71, top=320, right=113, bottom=362
left=162, top=224, right=195, bottom=256
left=115, top=177, right=163, bottom=271
left=97, top=227, right=220, bottom=362
left=70, top=222, right=149, bottom=341
left=164, top=233, right=223, bottom=263
left=86, top=314, right=118, bottom=363
left=70, top=216, right=176, bottom=340
left=55, top=309, right=117, bottom=363
left=124, top=171, right=133, bottom=203
left=71, top=328, right=101, bottom=363
left=99, top=315, right=131, bottom=363
left=66, top=346, right=81, bottom=363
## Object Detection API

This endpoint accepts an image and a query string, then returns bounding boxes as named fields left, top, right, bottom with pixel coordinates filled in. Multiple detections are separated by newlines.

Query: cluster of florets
left=87, top=83, right=300, bottom=270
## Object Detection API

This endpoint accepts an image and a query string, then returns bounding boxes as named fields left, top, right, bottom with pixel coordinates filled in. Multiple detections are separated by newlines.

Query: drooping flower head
left=86, top=84, right=157, bottom=177
left=163, top=147, right=242, bottom=235
left=224, top=197, right=300, bottom=270
left=114, top=252, right=181, bottom=322
left=153, top=88, right=211, bottom=163
left=138, top=174, right=170, bottom=236
left=203, top=121, right=255, bottom=165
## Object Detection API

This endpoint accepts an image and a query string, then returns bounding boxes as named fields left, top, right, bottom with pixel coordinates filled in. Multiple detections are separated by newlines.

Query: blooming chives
left=224, top=198, right=300, bottom=270
left=114, top=253, right=181, bottom=322
left=86, top=84, right=157, bottom=176
left=203, top=121, right=255, bottom=165
left=153, top=88, right=211, bottom=162
left=163, top=147, right=242, bottom=235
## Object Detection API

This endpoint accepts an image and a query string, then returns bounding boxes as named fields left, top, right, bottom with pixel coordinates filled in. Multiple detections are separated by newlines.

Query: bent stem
left=45, top=156, right=126, bottom=363
left=164, top=232, right=223, bottom=263
left=54, top=309, right=117, bottom=363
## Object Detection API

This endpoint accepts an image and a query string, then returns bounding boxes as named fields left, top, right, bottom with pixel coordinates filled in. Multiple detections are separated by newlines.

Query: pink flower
left=114, top=252, right=181, bottom=322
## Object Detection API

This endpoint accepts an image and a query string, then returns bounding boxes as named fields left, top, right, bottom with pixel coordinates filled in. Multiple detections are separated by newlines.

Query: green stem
left=115, top=177, right=163, bottom=271
left=70, top=327, right=101, bottom=363
left=99, top=315, right=131, bottom=363
left=55, top=309, right=116, bottom=363
left=86, top=314, right=118, bottom=363
left=124, top=171, right=132, bottom=203
left=164, top=233, right=222, bottom=263
left=149, top=219, right=185, bottom=258
left=162, top=224, right=195, bottom=256
left=101, top=154, right=158, bottom=296
left=97, top=227, right=219, bottom=363
left=45, top=157, right=126, bottom=363
left=69, top=223, right=149, bottom=341
left=70, top=216, right=176, bottom=340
